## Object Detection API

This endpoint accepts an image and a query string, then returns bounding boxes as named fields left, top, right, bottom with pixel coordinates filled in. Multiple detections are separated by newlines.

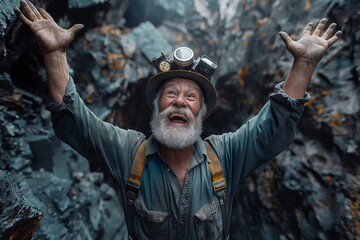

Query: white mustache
left=161, top=106, right=195, bottom=123
left=151, top=104, right=203, bottom=149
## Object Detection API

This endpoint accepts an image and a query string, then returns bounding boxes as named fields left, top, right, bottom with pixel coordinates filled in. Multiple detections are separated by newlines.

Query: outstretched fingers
left=279, top=31, right=293, bottom=47
left=68, top=24, right=85, bottom=38
left=327, top=31, right=342, bottom=47
left=16, top=1, right=54, bottom=27
left=301, top=22, right=313, bottom=36
left=322, top=23, right=337, bottom=40
left=38, top=8, right=53, bottom=20
left=26, top=0, right=43, bottom=20
left=313, top=18, right=328, bottom=36
left=311, top=18, right=342, bottom=46
left=14, top=8, right=32, bottom=26
left=19, top=0, right=38, bottom=21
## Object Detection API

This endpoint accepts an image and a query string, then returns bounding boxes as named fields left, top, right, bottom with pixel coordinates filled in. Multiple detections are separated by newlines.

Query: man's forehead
left=162, top=78, right=202, bottom=92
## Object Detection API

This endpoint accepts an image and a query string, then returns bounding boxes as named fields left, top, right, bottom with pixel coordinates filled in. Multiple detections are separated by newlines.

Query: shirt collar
left=146, top=135, right=159, bottom=156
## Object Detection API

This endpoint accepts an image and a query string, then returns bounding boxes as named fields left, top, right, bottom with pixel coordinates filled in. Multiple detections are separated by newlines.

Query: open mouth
left=168, top=113, right=188, bottom=124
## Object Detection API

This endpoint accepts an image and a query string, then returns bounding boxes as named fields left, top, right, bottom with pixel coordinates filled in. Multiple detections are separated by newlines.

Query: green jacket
left=47, top=77, right=310, bottom=239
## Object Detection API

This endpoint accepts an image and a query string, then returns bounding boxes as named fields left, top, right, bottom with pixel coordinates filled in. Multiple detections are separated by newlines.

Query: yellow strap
left=128, top=140, right=226, bottom=194
left=205, top=141, right=227, bottom=192
left=128, top=140, right=147, bottom=187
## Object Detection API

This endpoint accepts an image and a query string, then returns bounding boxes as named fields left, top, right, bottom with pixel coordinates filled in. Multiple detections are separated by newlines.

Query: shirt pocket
left=132, top=193, right=169, bottom=239
left=194, top=196, right=223, bottom=240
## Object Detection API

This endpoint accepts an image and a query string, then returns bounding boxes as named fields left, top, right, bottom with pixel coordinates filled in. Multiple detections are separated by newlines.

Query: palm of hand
left=15, top=0, right=83, bottom=54
left=30, top=20, right=71, bottom=53
left=287, top=35, right=329, bottom=64
left=279, top=18, right=342, bottom=66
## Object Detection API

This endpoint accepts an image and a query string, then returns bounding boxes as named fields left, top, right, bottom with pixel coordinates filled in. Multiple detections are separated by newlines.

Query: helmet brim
left=145, top=70, right=217, bottom=119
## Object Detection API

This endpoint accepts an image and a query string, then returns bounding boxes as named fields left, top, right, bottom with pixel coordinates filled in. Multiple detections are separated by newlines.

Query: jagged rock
left=123, top=21, right=172, bottom=61
left=0, top=170, right=42, bottom=240
left=0, top=0, right=19, bottom=57
left=124, top=0, right=192, bottom=27
left=68, top=0, right=110, bottom=9
left=0, top=72, right=15, bottom=92
left=27, top=134, right=57, bottom=171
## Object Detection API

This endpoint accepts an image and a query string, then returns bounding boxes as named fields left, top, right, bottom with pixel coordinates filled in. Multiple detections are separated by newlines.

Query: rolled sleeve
left=45, top=77, right=77, bottom=112
left=270, top=82, right=311, bottom=113
left=207, top=81, right=311, bottom=196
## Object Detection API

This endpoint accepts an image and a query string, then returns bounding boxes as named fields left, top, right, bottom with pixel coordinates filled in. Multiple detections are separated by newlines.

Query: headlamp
left=173, top=47, right=194, bottom=68
left=147, top=47, right=218, bottom=118
left=151, top=47, right=218, bottom=80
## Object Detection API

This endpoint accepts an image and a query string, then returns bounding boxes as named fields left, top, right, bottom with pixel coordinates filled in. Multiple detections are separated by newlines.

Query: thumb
left=279, top=31, right=292, bottom=47
left=68, top=24, right=84, bottom=37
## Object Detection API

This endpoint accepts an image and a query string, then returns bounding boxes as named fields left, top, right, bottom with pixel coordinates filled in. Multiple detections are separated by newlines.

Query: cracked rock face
left=1, top=0, right=359, bottom=239
left=0, top=170, right=42, bottom=240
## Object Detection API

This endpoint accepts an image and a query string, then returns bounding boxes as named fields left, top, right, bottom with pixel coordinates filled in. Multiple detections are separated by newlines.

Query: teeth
left=169, top=113, right=187, bottom=122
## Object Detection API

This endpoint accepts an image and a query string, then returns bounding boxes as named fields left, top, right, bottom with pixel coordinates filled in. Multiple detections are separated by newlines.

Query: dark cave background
left=0, top=0, right=359, bottom=239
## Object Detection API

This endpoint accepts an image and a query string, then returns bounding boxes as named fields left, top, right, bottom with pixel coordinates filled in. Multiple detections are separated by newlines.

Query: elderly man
left=15, top=0, right=341, bottom=239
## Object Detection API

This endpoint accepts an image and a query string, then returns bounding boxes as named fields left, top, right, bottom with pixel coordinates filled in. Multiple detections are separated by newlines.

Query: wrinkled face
left=150, top=78, right=206, bottom=149
left=158, top=78, right=204, bottom=123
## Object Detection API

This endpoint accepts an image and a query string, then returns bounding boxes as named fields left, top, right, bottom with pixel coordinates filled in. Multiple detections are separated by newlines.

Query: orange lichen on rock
left=320, top=90, right=331, bottom=97
left=329, top=112, right=341, bottom=127
left=105, top=53, right=125, bottom=70
left=304, top=96, right=315, bottom=107
left=315, top=104, right=325, bottom=115
left=323, top=174, right=334, bottom=184
left=256, top=17, right=269, bottom=28
left=176, top=32, right=183, bottom=42
left=100, top=24, right=122, bottom=37
left=237, top=65, right=248, bottom=88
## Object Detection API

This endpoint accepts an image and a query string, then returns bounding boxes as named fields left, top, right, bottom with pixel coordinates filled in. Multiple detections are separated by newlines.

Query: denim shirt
left=47, top=77, right=310, bottom=240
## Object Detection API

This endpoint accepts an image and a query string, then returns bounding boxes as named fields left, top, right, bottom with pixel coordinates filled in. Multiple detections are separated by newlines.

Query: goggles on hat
left=146, top=47, right=218, bottom=119
left=152, top=47, right=218, bottom=80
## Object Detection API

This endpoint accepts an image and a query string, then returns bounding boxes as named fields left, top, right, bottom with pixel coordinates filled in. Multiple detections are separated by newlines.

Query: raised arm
left=279, top=18, right=342, bottom=98
left=14, top=0, right=145, bottom=179
left=15, top=0, right=83, bottom=103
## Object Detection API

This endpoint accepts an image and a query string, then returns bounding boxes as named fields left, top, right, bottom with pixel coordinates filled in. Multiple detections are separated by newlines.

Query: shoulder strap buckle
left=205, top=141, right=227, bottom=205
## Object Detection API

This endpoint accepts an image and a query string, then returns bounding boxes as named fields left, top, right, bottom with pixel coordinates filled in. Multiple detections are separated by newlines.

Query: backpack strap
left=205, top=141, right=227, bottom=205
left=126, top=140, right=147, bottom=205
left=205, top=140, right=229, bottom=239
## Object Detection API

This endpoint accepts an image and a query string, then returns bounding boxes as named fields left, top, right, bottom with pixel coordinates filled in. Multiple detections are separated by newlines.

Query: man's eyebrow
left=184, top=83, right=201, bottom=93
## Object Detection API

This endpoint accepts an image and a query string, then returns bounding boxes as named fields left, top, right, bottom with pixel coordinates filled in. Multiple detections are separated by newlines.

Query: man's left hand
left=279, top=18, right=342, bottom=66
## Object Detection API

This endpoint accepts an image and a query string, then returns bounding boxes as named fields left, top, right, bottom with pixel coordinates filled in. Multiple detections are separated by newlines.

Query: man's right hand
left=14, top=0, right=84, bottom=54
left=14, top=0, right=83, bottom=103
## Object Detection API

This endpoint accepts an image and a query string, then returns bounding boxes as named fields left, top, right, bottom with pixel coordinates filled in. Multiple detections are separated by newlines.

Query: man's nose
left=172, top=95, right=187, bottom=107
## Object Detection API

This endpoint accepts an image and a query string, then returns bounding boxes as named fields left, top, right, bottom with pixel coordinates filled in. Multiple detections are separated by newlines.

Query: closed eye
left=165, top=90, right=178, bottom=98
left=186, top=93, right=199, bottom=101
left=187, top=96, right=196, bottom=101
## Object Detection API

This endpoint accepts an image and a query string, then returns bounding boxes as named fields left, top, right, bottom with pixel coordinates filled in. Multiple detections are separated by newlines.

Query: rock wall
left=0, top=0, right=359, bottom=239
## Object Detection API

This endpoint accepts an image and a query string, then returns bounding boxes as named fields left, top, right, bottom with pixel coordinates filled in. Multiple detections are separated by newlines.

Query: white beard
left=150, top=103, right=205, bottom=149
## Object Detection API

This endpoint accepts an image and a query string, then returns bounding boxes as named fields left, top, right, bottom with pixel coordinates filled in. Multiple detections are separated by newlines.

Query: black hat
left=145, top=47, right=218, bottom=119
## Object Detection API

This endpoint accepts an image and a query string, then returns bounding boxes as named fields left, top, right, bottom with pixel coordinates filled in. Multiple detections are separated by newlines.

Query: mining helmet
left=146, top=47, right=218, bottom=119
